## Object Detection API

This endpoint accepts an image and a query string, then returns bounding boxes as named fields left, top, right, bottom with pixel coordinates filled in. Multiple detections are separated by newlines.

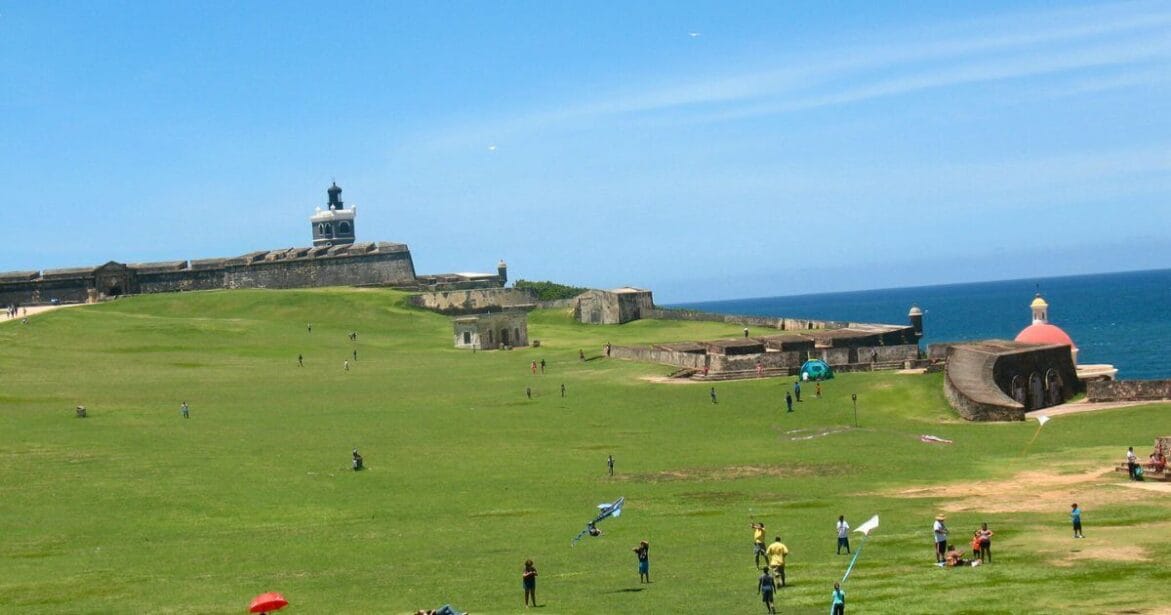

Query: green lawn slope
left=1, top=288, right=1169, bottom=614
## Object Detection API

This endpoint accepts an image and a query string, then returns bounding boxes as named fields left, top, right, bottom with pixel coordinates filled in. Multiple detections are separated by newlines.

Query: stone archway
left=1028, top=372, right=1045, bottom=410
left=1011, top=375, right=1026, bottom=404
left=1045, top=368, right=1064, bottom=406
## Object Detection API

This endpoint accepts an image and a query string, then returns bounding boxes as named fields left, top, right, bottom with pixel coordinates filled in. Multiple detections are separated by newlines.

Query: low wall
left=710, top=350, right=803, bottom=373
left=536, top=298, right=577, bottom=309
left=1087, top=380, right=1171, bottom=402
left=411, top=287, right=537, bottom=314
left=647, top=307, right=848, bottom=330
left=609, top=345, right=709, bottom=370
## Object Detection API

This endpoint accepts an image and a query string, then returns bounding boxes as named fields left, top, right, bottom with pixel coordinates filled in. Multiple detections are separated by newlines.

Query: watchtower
left=310, top=182, right=357, bottom=247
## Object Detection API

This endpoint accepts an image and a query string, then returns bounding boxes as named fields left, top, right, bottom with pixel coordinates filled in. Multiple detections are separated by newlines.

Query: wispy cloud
left=416, top=1, right=1171, bottom=148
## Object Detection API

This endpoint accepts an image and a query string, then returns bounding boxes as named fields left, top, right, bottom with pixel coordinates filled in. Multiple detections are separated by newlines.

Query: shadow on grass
left=609, top=587, right=645, bottom=593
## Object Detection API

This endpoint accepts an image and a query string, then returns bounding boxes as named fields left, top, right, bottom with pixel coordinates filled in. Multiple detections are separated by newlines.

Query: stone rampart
left=0, top=242, right=418, bottom=306
left=1087, top=380, right=1171, bottom=402
left=223, top=250, right=415, bottom=289
left=646, top=307, right=850, bottom=330
left=411, top=287, right=537, bottom=314
left=609, top=345, right=709, bottom=370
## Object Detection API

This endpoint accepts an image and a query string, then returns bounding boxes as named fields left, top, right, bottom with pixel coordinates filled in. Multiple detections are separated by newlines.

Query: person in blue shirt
left=831, top=582, right=845, bottom=614
left=1071, top=503, right=1084, bottom=538
left=758, top=567, right=776, bottom=614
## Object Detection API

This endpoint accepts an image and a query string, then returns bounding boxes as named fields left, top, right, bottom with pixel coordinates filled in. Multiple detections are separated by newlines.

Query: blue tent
left=800, top=359, right=834, bottom=380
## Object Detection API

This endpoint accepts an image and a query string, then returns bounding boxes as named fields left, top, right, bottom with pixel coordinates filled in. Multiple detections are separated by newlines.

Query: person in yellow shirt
left=766, top=536, right=790, bottom=587
left=751, top=523, right=767, bottom=567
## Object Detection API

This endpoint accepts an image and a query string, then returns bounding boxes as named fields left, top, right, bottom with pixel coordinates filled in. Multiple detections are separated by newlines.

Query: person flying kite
left=572, top=497, right=625, bottom=545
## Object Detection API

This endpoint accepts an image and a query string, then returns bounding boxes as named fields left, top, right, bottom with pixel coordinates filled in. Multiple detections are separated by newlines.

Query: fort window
left=338, top=222, right=351, bottom=234
left=463, top=331, right=471, bottom=344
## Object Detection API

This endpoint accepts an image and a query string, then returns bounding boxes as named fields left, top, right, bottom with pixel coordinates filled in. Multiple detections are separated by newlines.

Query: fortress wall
left=609, top=345, right=709, bottom=370
left=646, top=307, right=850, bottom=330
left=411, top=288, right=537, bottom=314
left=137, top=268, right=226, bottom=294
left=223, top=250, right=416, bottom=289
left=0, top=275, right=91, bottom=305
left=858, top=344, right=921, bottom=363
left=710, top=350, right=804, bottom=373
left=1087, top=379, right=1171, bottom=402
left=536, top=298, right=576, bottom=309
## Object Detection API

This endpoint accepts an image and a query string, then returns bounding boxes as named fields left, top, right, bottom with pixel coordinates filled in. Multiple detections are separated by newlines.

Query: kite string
left=1019, top=423, right=1045, bottom=457
left=840, top=533, right=869, bottom=585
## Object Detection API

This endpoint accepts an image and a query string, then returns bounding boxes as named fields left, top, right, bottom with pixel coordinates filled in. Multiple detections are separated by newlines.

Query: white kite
left=854, top=514, right=879, bottom=536
left=1036, top=414, right=1050, bottom=426
left=842, top=514, right=879, bottom=584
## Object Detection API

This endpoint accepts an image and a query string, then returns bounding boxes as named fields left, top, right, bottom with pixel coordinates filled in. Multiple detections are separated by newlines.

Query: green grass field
left=2, top=288, right=1169, bottom=614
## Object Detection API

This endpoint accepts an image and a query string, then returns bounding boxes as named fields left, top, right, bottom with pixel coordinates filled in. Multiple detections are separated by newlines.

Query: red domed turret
left=1015, top=323, right=1075, bottom=347
left=1015, top=293, right=1077, bottom=363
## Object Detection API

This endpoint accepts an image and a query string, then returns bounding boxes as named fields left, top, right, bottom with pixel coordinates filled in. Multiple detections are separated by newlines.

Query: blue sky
left=1, top=1, right=1168, bottom=302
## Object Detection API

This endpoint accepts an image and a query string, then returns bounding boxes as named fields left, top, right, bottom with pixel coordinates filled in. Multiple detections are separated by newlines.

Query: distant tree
left=515, top=279, right=587, bottom=301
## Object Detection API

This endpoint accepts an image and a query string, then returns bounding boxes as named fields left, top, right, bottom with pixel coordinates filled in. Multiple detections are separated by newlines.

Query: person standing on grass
left=530, top=360, right=537, bottom=375
left=1071, top=503, right=1084, bottom=538
left=752, top=522, right=767, bottom=567
left=307, top=322, right=311, bottom=333
left=607, top=454, right=615, bottom=476
left=298, top=353, right=303, bottom=367
left=933, top=514, right=949, bottom=562
left=710, top=387, right=718, bottom=404
left=1127, top=446, right=1138, bottom=479
left=815, top=382, right=822, bottom=398
left=831, top=581, right=846, bottom=615
left=978, top=522, right=994, bottom=562
left=633, top=540, right=650, bottom=583
left=836, top=515, right=850, bottom=554
left=794, top=380, right=801, bottom=402
left=786, top=392, right=793, bottom=413
left=344, top=360, right=350, bottom=372
left=526, top=387, right=532, bottom=400
left=560, top=383, right=566, bottom=398
left=180, top=401, right=189, bottom=419
left=522, top=559, right=538, bottom=607
left=540, top=358, right=546, bottom=373
left=766, top=536, right=789, bottom=587
left=758, top=567, right=776, bottom=614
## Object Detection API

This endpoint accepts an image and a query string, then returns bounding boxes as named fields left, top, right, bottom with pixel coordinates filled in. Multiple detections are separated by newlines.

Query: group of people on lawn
left=933, top=514, right=995, bottom=567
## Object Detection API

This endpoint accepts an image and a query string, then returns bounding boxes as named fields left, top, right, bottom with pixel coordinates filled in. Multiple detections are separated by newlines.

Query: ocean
left=672, top=268, right=1171, bottom=381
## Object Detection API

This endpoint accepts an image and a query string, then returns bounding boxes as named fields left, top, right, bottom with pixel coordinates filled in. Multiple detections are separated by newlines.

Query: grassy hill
left=1, top=288, right=1169, bottom=614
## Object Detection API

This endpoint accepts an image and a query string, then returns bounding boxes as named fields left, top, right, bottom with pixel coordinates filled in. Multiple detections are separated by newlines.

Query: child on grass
left=522, top=559, right=538, bottom=607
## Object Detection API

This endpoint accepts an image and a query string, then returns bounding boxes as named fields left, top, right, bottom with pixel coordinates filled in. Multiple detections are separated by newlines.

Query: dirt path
left=0, top=303, right=85, bottom=323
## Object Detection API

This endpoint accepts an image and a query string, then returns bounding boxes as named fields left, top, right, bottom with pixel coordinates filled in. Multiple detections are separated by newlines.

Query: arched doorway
left=1028, top=372, right=1045, bottom=410
left=1010, top=375, right=1026, bottom=404
left=1045, top=369, right=1064, bottom=406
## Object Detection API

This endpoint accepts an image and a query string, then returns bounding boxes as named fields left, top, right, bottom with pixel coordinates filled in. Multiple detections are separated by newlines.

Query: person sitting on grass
left=1149, top=451, right=1166, bottom=473
left=945, top=544, right=967, bottom=567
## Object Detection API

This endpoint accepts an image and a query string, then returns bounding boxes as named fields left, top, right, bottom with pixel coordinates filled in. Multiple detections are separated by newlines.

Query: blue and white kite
left=572, top=497, right=625, bottom=545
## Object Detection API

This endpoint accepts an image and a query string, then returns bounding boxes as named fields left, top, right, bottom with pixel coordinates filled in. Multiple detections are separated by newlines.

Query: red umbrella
left=249, top=592, right=288, bottom=613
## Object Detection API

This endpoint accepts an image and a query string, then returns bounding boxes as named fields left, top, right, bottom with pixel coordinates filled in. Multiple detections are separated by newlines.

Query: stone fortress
left=0, top=183, right=506, bottom=307
left=5, top=184, right=1161, bottom=418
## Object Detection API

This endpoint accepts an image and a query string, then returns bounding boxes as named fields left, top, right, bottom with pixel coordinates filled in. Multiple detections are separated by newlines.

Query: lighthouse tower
left=310, top=182, right=356, bottom=247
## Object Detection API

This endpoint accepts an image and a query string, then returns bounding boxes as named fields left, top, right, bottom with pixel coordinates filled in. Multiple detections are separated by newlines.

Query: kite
left=841, top=514, right=879, bottom=585
left=1020, top=414, right=1051, bottom=456
left=571, top=497, right=624, bottom=545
